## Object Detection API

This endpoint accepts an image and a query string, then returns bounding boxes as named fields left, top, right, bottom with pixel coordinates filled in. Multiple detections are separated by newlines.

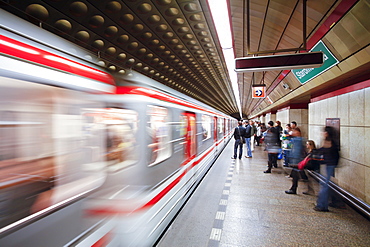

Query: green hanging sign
left=292, top=40, right=338, bottom=84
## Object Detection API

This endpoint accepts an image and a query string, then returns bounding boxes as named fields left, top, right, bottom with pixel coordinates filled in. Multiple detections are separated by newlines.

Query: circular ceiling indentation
left=183, top=3, right=199, bottom=12
left=117, top=34, right=130, bottom=44
left=194, top=23, right=205, bottom=29
left=105, top=26, right=118, bottom=37
left=69, top=1, right=88, bottom=17
left=106, top=47, right=116, bottom=55
left=163, top=32, right=174, bottom=39
left=137, top=3, right=152, bottom=14
left=105, top=1, right=121, bottom=13
left=141, top=32, right=153, bottom=40
left=131, top=24, right=144, bottom=33
left=54, top=19, right=72, bottom=33
left=117, top=53, right=127, bottom=60
left=172, top=18, right=185, bottom=25
left=178, top=27, right=189, bottom=33
left=89, top=15, right=104, bottom=28
left=128, top=42, right=139, bottom=50
left=189, top=14, right=202, bottom=22
left=175, top=45, right=184, bottom=50
left=198, top=31, right=208, bottom=36
left=148, top=14, right=161, bottom=24
left=120, top=14, right=134, bottom=24
left=187, top=40, right=197, bottom=45
left=26, top=4, right=49, bottom=22
left=169, top=39, right=179, bottom=45
left=183, top=34, right=193, bottom=40
left=92, top=40, right=104, bottom=49
left=145, top=53, right=154, bottom=60
left=157, top=45, right=166, bottom=51
left=137, top=48, right=147, bottom=55
left=75, top=30, right=90, bottom=42
left=149, top=39, right=160, bottom=46
left=165, top=8, right=179, bottom=16
left=156, top=24, right=168, bottom=32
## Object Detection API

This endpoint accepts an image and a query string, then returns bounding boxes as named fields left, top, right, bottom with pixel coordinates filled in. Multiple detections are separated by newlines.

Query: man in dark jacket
left=232, top=121, right=247, bottom=159
left=264, top=121, right=280, bottom=173
left=244, top=120, right=252, bottom=158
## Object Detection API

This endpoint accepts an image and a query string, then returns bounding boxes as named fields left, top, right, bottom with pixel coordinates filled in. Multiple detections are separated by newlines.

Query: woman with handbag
left=285, top=140, right=319, bottom=194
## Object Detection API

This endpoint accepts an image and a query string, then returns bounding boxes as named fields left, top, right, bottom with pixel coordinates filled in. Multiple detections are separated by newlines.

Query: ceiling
left=0, top=0, right=367, bottom=119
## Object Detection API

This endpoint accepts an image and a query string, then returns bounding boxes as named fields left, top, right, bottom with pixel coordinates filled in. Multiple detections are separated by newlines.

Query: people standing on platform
left=249, top=120, right=257, bottom=152
left=244, top=120, right=252, bottom=158
left=291, top=121, right=301, bottom=133
left=282, top=124, right=292, bottom=167
left=314, top=126, right=345, bottom=212
left=264, top=121, right=280, bottom=173
left=231, top=121, right=247, bottom=160
left=255, top=122, right=262, bottom=146
left=285, top=140, right=319, bottom=195
left=289, top=127, right=305, bottom=166
left=275, top=121, right=283, bottom=136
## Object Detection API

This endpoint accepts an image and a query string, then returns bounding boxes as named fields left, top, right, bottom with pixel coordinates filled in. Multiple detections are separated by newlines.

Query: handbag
left=298, top=156, right=311, bottom=170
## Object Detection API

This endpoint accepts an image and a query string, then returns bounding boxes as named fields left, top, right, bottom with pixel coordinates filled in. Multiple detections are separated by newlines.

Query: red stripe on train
left=86, top=146, right=217, bottom=215
left=0, top=35, right=115, bottom=86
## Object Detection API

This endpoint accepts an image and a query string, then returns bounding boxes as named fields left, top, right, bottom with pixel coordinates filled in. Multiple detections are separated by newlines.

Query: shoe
left=231, top=157, right=236, bottom=159
left=302, top=191, right=314, bottom=195
left=285, top=189, right=296, bottom=194
left=238, top=157, right=242, bottom=160
left=245, top=156, right=252, bottom=158
left=313, top=206, right=329, bottom=212
left=263, top=170, right=271, bottom=173
left=285, top=175, right=292, bottom=179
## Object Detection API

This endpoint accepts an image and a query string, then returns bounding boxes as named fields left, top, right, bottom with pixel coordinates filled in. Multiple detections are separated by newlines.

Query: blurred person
left=244, top=120, right=252, bottom=158
left=313, top=126, right=344, bottom=212
left=255, top=122, right=262, bottom=146
left=232, top=121, right=247, bottom=160
left=282, top=124, right=292, bottom=167
left=263, top=121, right=280, bottom=173
left=249, top=120, right=257, bottom=152
left=289, top=128, right=305, bottom=166
left=285, top=140, right=320, bottom=194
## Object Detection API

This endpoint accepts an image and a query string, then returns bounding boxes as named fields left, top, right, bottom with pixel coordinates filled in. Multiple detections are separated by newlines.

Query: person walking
left=263, top=121, right=280, bottom=173
left=232, top=121, right=247, bottom=160
left=313, top=126, right=342, bottom=212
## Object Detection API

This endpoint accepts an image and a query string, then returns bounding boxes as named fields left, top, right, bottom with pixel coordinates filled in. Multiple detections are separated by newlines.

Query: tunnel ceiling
left=0, top=0, right=352, bottom=118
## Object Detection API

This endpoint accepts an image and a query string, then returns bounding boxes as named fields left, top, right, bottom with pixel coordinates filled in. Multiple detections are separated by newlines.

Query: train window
left=84, top=108, right=139, bottom=172
left=201, top=115, right=211, bottom=140
left=147, top=105, right=171, bottom=166
left=218, top=118, right=224, bottom=134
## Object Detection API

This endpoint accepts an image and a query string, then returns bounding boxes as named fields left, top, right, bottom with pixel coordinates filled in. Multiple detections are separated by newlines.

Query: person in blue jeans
left=244, top=120, right=252, bottom=158
left=232, top=121, right=247, bottom=160
left=314, top=126, right=343, bottom=212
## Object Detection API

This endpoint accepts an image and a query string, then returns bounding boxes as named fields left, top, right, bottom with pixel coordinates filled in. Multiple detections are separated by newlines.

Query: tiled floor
left=158, top=140, right=370, bottom=247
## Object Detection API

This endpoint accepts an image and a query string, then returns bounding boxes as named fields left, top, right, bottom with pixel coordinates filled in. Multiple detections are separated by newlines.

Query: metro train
left=0, top=10, right=236, bottom=246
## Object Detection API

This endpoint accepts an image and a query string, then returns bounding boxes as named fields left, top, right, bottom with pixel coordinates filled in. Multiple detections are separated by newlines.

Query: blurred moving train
left=0, top=9, right=236, bottom=246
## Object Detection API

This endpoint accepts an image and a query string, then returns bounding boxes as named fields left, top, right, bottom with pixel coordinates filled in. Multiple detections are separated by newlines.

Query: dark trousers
left=290, top=168, right=308, bottom=191
left=266, top=153, right=278, bottom=171
left=233, top=139, right=243, bottom=159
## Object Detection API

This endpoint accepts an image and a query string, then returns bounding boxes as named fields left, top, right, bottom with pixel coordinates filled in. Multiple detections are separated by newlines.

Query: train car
left=0, top=9, right=236, bottom=246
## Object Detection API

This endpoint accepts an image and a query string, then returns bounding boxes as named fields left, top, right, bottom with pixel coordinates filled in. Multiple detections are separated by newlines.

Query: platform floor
left=157, top=140, right=370, bottom=247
